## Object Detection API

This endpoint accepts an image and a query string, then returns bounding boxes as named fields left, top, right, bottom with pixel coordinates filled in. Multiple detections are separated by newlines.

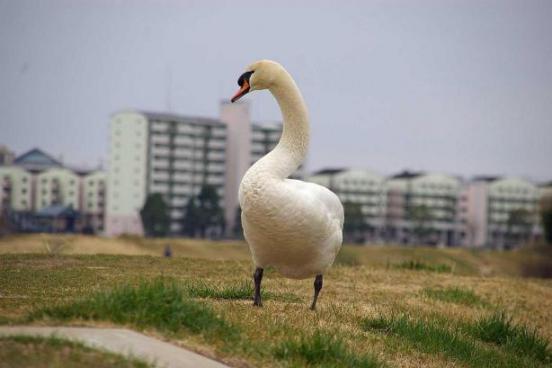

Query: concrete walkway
left=0, top=326, right=230, bottom=368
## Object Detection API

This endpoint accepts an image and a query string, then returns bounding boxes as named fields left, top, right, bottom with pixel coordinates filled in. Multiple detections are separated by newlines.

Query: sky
left=1, top=0, right=551, bottom=181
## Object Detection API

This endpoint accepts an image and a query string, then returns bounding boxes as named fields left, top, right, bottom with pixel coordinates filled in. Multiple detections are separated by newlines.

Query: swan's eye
left=238, top=71, right=254, bottom=87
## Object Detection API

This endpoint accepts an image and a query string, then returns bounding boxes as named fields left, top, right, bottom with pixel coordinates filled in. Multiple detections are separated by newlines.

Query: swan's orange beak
left=231, top=79, right=250, bottom=103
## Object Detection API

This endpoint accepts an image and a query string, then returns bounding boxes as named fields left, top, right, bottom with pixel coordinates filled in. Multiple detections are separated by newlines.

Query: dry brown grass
left=0, top=234, right=545, bottom=278
left=1, top=235, right=551, bottom=367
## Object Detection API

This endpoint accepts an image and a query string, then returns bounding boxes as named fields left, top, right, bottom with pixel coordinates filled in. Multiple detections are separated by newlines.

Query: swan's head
left=231, top=60, right=285, bottom=103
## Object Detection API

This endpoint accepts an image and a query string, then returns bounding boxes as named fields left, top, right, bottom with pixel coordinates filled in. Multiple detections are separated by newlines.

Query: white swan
left=230, top=60, right=344, bottom=310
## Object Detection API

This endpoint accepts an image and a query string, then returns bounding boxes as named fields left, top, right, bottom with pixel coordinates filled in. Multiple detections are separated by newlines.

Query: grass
left=334, top=247, right=362, bottom=267
left=185, top=280, right=301, bottom=302
left=1, top=237, right=552, bottom=367
left=274, top=330, right=383, bottom=368
left=468, top=312, right=551, bottom=363
left=363, top=313, right=551, bottom=368
left=28, top=278, right=238, bottom=340
left=2, top=233, right=548, bottom=278
left=393, top=260, right=452, bottom=273
left=0, top=335, right=151, bottom=368
left=423, top=286, right=488, bottom=306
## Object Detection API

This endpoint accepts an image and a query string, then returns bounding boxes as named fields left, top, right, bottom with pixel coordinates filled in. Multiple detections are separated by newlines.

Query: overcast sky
left=1, top=0, right=551, bottom=181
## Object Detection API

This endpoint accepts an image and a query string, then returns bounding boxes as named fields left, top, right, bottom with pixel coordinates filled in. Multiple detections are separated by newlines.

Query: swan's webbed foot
left=310, top=274, right=323, bottom=311
left=253, top=267, right=264, bottom=307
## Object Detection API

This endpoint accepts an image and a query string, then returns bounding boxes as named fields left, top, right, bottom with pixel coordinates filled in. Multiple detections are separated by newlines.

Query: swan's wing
left=285, top=179, right=344, bottom=229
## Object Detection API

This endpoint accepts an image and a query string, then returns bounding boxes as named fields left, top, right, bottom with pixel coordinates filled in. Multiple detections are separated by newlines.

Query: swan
left=230, top=60, right=344, bottom=310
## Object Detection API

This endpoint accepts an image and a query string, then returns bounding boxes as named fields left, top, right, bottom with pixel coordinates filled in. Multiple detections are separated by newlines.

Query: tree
left=181, top=185, right=225, bottom=238
left=181, top=197, right=200, bottom=237
left=506, top=208, right=532, bottom=248
left=140, top=193, right=170, bottom=237
left=343, top=201, right=367, bottom=244
left=232, top=206, right=243, bottom=239
left=541, top=196, right=552, bottom=245
left=407, top=204, right=434, bottom=245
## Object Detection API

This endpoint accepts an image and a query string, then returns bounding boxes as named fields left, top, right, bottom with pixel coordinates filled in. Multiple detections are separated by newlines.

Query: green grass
left=274, top=330, right=383, bottom=368
left=334, top=248, right=362, bottom=267
left=0, top=335, right=152, bottom=368
left=423, top=286, right=487, bottom=306
left=28, top=278, right=238, bottom=340
left=2, top=251, right=552, bottom=368
left=185, top=280, right=300, bottom=302
left=362, top=314, right=541, bottom=368
left=393, top=260, right=452, bottom=273
left=468, top=312, right=551, bottom=363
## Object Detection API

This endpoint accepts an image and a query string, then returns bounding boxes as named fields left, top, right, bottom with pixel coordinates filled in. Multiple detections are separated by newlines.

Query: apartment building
left=0, top=166, right=33, bottom=212
left=250, top=122, right=281, bottom=165
left=0, top=145, right=15, bottom=165
left=465, top=177, right=540, bottom=248
left=35, top=168, right=81, bottom=211
left=308, top=168, right=387, bottom=241
left=385, top=172, right=463, bottom=246
left=106, top=101, right=300, bottom=237
left=105, top=110, right=227, bottom=236
left=0, top=148, right=106, bottom=233
left=82, top=171, right=107, bottom=233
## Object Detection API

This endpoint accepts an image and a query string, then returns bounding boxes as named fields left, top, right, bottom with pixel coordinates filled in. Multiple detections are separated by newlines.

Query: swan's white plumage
left=237, top=60, right=344, bottom=279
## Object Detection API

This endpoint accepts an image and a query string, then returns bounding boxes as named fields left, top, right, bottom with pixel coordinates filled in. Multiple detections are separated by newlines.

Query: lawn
left=0, top=235, right=551, bottom=367
left=0, top=335, right=151, bottom=368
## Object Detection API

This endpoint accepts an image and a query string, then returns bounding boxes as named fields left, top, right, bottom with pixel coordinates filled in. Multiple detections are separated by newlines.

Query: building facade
left=385, top=172, right=463, bottom=246
left=465, top=177, right=540, bottom=248
left=0, top=146, right=15, bottom=166
left=0, top=166, right=33, bottom=212
left=308, top=168, right=387, bottom=242
left=105, top=110, right=227, bottom=236
left=35, top=168, right=81, bottom=211
left=82, top=171, right=107, bottom=233
left=0, top=148, right=106, bottom=233
left=106, top=102, right=299, bottom=237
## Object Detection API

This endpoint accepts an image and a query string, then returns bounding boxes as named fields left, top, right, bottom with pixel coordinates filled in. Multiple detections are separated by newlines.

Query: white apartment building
left=0, top=166, right=33, bottom=212
left=465, top=177, right=540, bottom=248
left=106, top=102, right=299, bottom=237
left=308, top=168, right=387, bottom=241
left=106, top=110, right=227, bottom=236
left=0, top=148, right=107, bottom=233
left=82, top=171, right=106, bottom=233
left=385, top=172, right=463, bottom=246
left=35, top=168, right=81, bottom=211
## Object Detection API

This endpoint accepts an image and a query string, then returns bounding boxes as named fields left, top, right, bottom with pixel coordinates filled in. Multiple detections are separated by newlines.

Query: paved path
left=0, top=326, right=230, bottom=368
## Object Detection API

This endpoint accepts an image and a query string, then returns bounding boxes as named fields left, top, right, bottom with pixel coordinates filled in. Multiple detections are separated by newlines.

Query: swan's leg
left=310, top=274, right=323, bottom=310
left=253, top=267, right=264, bottom=307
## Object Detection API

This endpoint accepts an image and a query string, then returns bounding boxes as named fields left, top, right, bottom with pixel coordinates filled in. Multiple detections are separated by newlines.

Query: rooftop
left=312, top=168, right=346, bottom=176
left=139, top=111, right=223, bottom=126
left=472, top=175, right=501, bottom=182
left=389, top=170, right=423, bottom=179
left=14, top=148, right=63, bottom=173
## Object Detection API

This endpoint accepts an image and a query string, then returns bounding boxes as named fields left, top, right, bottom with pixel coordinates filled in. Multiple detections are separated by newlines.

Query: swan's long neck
left=255, top=72, right=309, bottom=179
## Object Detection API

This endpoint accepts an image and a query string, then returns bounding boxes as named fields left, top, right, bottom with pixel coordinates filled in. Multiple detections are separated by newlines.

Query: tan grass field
left=0, top=234, right=551, bottom=367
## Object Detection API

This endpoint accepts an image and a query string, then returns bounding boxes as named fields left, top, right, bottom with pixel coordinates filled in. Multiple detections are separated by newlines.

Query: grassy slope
left=0, top=233, right=545, bottom=277
left=0, top=235, right=551, bottom=367
left=0, top=335, right=151, bottom=368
